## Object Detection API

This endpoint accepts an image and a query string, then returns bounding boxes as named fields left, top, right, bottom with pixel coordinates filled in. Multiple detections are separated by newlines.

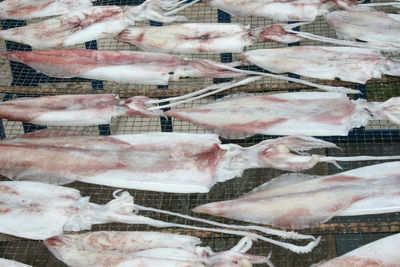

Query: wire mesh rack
left=0, top=0, right=399, bottom=266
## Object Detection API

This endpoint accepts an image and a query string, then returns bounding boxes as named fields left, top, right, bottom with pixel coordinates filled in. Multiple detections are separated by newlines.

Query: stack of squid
left=0, top=0, right=400, bottom=266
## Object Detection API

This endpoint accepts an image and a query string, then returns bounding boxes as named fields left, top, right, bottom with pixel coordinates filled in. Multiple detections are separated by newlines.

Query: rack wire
left=0, top=0, right=399, bottom=266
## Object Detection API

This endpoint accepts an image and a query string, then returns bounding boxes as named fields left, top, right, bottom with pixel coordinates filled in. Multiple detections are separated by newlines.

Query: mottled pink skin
left=0, top=0, right=93, bottom=20
left=0, top=6, right=125, bottom=49
left=0, top=181, right=82, bottom=240
left=319, top=257, right=386, bottom=267
left=193, top=167, right=400, bottom=229
left=0, top=129, right=226, bottom=188
left=116, top=23, right=252, bottom=53
left=254, top=24, right=302, bottom=43
left=255, top=135, right=338, bottom=171
left=325, top=10, right=400, bottom=49
left=0, top=49, right=243, bottom=80
left=240, top=46, right=384, bottom=84
left=124, top=96, right=164, bottom=117
left=45, top=232, right=270, bottom=267
left=316, top=234, right=400, bottom=267
left=0, top=49, right=181, bottom=78
left=0, top=94, right=119, bottom=123
left=165, top=93, right=359, bottom=137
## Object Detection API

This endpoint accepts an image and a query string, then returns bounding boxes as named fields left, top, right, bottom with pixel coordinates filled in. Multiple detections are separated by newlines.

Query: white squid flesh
left=0, top=0, right=93, bottom=20
left=313, top=233, right=400, bottom=266
left=0, top=258, right=31, bottom=267
left=116, top=23, right=303, bottom=53
left=239, top=46, right=400, bottom=84
left=193, top=161, right=400, bottom=229
left=325, top=10, right=400, bottom=50
left=44, top=232, right=272, bottom=267
left=0, top=0, right=188, bottom=49
left=0, top=49, right=243, bottom=85
left=0, top=181, right=320, bottom=253
left=165, top=92, right=400, bottom=137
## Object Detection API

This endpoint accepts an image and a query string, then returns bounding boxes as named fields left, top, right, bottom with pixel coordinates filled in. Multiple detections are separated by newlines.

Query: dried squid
left=325, top=10, right=400, bottom=50
left=193, top=161, right=400, bottom=229
left=2, top=129, right=400, bottom=192
left=238, top=47, right=400, bottom=84
left=0, top=0, right=93, bottom=20
left=313, top=233, right=400, bottom=266
left=44, top=232, right=272, bottom=266
left=0, top=181, right=320, bottom=253
left=0, top=49, right=243, bottom=85
left=116, top=22, right=304, bottom=53
left=0, top=0, right=191, bottom=49
left=202, top=0, right=398, bottom=22
left=165, top=92, right=400, bottom=138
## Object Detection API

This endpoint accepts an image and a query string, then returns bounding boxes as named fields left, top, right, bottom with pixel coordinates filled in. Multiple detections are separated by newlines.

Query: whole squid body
left=0, top=0, right=192, bottom=49
left=44, top=232, right=272, bottom=266
left=165, top=92, right=400, bottom=137
left=0, top=49, right=243, bottom=85
left=0, top=181, right=320, bottom=253
left=193, top=161, right=400, bottom=229
left=201, top=0, right=398, bottom=22
left=0, top=94, right=165, bottom=126
left=3, top=92, right=400, bottom=137
left=0, top=0, right=93, bottom=20
left=0, top=78, right=262, bottom=125
left=2, top=128, right=389, bottom=193
left=116, top=22, right=305, bottom=53
left=325, top=10, right=400, bottom=50
left=313, top=233, right=400, bottom=266
left=235, top=46, right=400, bottom=84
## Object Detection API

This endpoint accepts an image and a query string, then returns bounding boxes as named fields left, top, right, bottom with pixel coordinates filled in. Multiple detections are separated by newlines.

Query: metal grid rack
left=0, top=0, right=399, bottom=266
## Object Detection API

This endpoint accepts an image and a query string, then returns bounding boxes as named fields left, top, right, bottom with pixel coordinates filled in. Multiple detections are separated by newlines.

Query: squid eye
left=169, top=72, right=174, bottom=75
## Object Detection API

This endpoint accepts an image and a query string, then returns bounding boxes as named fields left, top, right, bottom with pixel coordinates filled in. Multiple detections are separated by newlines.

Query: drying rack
left=0, top=0, right=399, bottom=266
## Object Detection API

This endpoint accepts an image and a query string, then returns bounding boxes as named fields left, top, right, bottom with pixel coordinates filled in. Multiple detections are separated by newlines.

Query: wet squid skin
left=44, top=232, right=272, bottom=267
